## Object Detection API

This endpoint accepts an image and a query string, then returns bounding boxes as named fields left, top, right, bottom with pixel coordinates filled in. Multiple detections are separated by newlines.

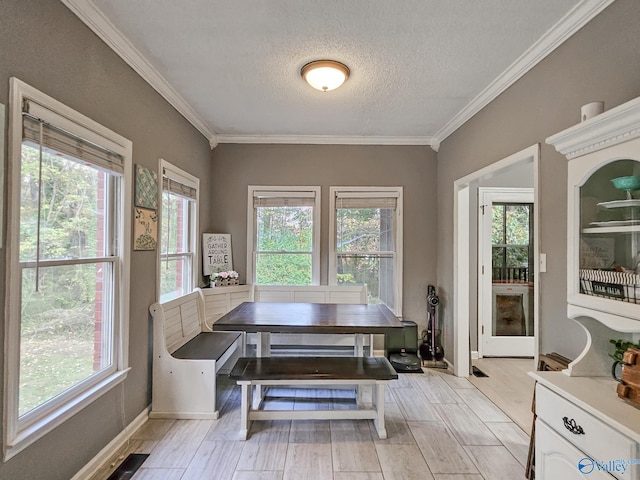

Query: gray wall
left=1, top=0, right=639, bottom=477
left=437, top=0, right=640, bottom=363
left=210, top=144, right=438, bottom=327
left=0, top=2, right=212, bottom=479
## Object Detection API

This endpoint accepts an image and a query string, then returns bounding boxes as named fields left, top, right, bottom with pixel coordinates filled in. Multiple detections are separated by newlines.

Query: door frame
left=453, top=144, right=540, bottom=377
left=477, top=187, right=535, bottom=358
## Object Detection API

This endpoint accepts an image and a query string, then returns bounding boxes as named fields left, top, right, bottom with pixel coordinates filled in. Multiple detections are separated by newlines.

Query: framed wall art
left=134, top=207, right=158, bottom=251
left=135, top=164, right=158, bottom=210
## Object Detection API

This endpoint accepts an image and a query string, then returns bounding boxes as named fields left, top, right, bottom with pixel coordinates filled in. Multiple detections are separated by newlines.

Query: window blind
left=162, top=176, right=197, bottom=200
left=253, top=190, right=316, bottom=207
left=22, top=109, right=124, bottom=175
left=335, top=191, right=398, bottom=209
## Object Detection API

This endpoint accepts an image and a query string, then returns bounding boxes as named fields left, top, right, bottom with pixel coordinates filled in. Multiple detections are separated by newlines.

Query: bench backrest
left=150, top=289, right=208, bottom=354
left=201, top=285, right=368, bottom=326
left=202, top=285, right=254, bottom=324
left=254, top=285, right=368, bottom=304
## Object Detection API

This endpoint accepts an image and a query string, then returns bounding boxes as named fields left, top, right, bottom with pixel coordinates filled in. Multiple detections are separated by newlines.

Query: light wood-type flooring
left=90, top=362, right=534, bottom=480
left=470, top=357, right=537, bottom=433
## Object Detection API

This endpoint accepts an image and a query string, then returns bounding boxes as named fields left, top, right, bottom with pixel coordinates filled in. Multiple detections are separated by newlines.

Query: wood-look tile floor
left=91, top=367, right=533, bottom=480
left=470, top=358, right=537, bottom=432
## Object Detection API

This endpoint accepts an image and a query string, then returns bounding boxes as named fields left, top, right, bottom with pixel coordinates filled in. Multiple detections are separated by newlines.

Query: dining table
left=213, top=301, right=404, bottom=407
left=211, top=301, right=404, bottom=357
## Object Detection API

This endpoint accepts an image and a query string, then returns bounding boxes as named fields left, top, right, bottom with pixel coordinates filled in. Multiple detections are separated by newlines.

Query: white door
left=478, top=188, right=535, bottom=357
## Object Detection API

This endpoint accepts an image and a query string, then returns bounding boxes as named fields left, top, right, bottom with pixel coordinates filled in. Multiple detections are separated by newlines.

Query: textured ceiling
left=64, top=0, right=610, bottom=148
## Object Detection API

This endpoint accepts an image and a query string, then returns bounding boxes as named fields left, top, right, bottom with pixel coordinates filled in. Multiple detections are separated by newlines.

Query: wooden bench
left=149, top=288, right=241, bottom=419
left=229, top=356, right=398, bottom=440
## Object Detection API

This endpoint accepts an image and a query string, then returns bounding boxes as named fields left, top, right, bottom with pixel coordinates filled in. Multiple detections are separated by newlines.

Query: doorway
left=478, top=188, right=535, bottom=357
left=453, top=144, right=540, bottom=377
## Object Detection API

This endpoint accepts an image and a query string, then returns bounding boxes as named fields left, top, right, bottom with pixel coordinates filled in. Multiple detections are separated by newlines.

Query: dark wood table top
left=229, top=356, right=398, bottom=381
left=212, top=302, right=403, bottom=334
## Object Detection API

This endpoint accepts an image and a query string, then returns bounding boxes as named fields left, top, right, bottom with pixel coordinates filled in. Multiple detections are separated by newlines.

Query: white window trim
left=246, top=186, right=321, bottom=285
left=329, top=186, right=403, bottom=315
left=157, top=159, right=200, bottom=301
left=3, top=78, right=132, bottom=461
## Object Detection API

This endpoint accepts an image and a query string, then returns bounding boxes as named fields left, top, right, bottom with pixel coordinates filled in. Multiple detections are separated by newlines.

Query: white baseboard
left=70, top=407, right=150, bottom=480
left=471, top=351, right=479, bottom=360
left=441, top=357, right=454, bottom=374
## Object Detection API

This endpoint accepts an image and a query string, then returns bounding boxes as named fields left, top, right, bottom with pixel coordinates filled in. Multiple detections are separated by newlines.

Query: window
left=330, top=187, right=403, bottom=314
left=159, top=160, right=199, bottom=302
left=4, top=78, right=132, bottom=459
left=491, top=202, right=533, bottom=283
left=247, top=186, right=320, bottom=285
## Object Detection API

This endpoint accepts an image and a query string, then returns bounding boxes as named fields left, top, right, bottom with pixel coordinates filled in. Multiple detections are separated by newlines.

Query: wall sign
left=203, top=233, right=233, bottom=275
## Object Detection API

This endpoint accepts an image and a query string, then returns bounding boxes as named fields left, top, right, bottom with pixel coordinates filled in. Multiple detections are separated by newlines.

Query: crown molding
left=433, top=0, right=614, bottom=146
left=546, top=96, right=640, bottom=159
left=215, top=134, right=435, bottom=147
left=64, top=0, right=612, bottom=152
left=61, top=0, right=218, bottom=144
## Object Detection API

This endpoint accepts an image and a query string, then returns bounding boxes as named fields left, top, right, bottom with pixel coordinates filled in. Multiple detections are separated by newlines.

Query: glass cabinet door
left=579, top=159, right=640, bottom=304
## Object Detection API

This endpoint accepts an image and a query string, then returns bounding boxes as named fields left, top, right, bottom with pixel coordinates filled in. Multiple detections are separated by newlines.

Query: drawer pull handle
left=563, top=416, right=585, bottom=435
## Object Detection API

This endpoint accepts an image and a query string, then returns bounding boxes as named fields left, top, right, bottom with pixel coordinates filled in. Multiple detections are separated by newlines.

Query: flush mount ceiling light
left=301, top=60, right=350, bottom=92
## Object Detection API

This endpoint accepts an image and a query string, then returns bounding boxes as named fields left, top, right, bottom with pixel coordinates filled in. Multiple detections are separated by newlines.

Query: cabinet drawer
left=536, top=419, right=615, bottom=480
left=537, top=384, right=637, bottom=470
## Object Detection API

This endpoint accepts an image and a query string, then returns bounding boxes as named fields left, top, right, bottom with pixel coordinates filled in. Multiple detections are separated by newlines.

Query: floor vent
left=472, top=366, right=489, bottom=377
left=107, top=453, right=149, bottom=480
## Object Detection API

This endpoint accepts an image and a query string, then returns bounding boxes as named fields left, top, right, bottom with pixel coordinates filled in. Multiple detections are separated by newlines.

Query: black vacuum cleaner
left=386, top=320, right=423, bottom=373
left=419, top=285, right=447, bottom=369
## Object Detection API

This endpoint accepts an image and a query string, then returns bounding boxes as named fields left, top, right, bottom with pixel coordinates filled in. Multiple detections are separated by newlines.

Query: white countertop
left=530, top=371, right=640, bottom=443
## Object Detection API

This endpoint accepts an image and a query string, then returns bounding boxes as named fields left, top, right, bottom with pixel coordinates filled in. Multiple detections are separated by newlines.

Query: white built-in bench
left=253, top=285, right=368, bottom=304
left=229, top=356, right=398, bottom=440
left=149, top=288, right=241, bottom=419
left=201, top=284, right=255, bottom=324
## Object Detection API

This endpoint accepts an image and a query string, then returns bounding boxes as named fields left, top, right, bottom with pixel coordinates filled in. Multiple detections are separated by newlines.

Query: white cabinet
left=536, top=420, right=614, bottom=480
left=547, top=97, right=640, bottom=377
left=537, top=383, right=636, bottom=462
left=531, top=374, right=640, bottom=480
left=533, top=96, right=640, bottom=480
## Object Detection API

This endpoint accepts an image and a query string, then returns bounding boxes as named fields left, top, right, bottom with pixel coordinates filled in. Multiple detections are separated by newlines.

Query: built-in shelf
left=583, top=225, right=640, bottom=234
left=597, top=199, right=640, bottom=209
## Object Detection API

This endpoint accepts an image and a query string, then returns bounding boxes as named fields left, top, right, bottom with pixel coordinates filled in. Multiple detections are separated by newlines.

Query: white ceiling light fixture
left=301, top=60, right=350, bottom=92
